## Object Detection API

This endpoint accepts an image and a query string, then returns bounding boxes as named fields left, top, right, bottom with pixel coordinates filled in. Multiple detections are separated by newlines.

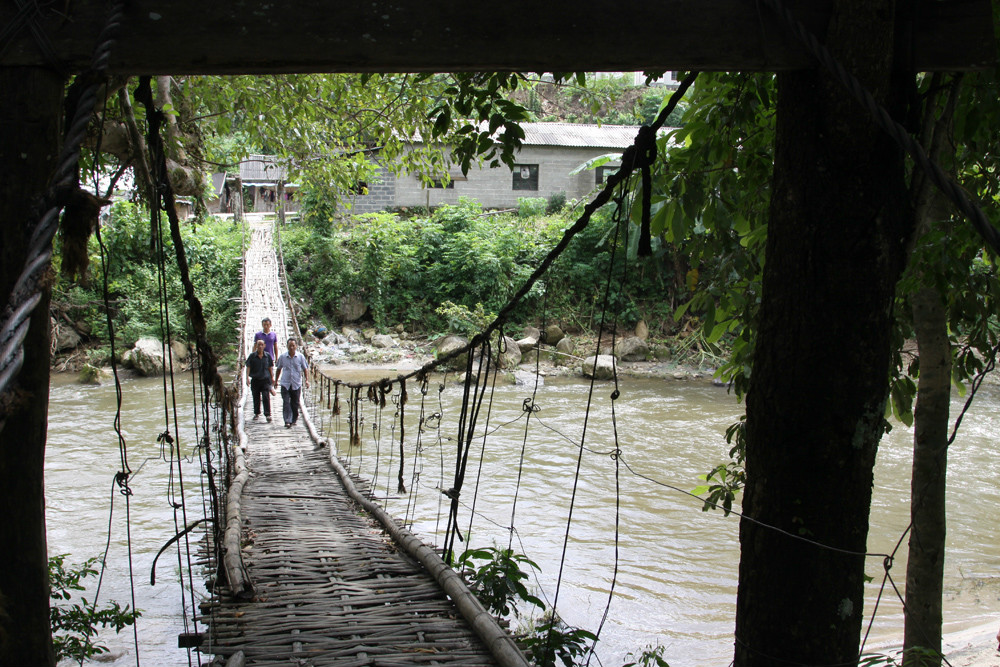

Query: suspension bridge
left=204, top=217, right=524, bottom=666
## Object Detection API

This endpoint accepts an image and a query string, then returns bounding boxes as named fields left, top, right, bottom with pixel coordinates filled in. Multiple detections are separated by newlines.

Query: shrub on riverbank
left=282, top=198, right=684, bottom=338
left=52, top=202, right=243, bottom=365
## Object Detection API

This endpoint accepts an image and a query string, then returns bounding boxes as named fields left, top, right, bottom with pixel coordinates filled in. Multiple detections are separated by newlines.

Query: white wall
left=392, top=146, right=621, bottom=209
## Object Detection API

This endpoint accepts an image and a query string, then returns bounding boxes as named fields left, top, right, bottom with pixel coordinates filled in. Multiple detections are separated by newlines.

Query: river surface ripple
left=45, top=373, right=1000, bottom=666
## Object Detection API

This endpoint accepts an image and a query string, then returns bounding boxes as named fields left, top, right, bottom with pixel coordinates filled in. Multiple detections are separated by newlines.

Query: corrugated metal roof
left=211, top=172, right=227, bottom=197
left=239, top=155, right=289, bottom=182
left=519, top=122, right=643, bottom=149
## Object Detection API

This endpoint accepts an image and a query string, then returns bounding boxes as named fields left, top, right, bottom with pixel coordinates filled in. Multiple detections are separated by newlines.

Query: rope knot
left=634, top=125, right=658, bottom=170
left=114, top=471, right=132, bottom=495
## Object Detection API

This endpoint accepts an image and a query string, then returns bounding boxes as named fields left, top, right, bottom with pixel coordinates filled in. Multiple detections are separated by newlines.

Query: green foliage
left=518, top=614, right=598, bottom=667
left=283, top=200, right=550, bottom=331
left=513, top=74, right=690, bottom=127
left=428, top=72, right=534, bottom=173
left=858, top=647, right=942, bottom=667
left=622, top=644, right=671, bottom=667
left=518, top=197, right=547, bottom=219
left=456, top=547, right=544, bottom=618
left=297, top=172, right=341, bottom=233
left=54, top=202, right=243, bottom=362
left=546, top=192, right=567, bottom=215
left=455, top=546, right=602, bottom=667
left=691, top=417, right=746, bottom=516
left=436, top=301, right=496, bottom=338
left=280, top=196, right=688, bottom=336
left=645, top=72, right=776, bottom=397
left=49, top=554, right=140, bottom=664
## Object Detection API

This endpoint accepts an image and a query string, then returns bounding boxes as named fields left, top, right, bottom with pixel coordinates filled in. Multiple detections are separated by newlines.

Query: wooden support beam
left=0, top=0, right=992, bottom=75
left=0, top=67, right=63, bottom=667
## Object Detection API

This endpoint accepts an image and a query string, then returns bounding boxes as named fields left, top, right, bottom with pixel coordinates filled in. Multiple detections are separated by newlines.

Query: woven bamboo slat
left=208, top=217, right=509, bottom=666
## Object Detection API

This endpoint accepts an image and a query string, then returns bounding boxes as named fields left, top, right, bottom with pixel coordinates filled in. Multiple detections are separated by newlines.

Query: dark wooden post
left=233, top=176, right=243, bottom=223
left=277, top=180, right=286, bottom=226
left=0, top=67, right=64, bottom=667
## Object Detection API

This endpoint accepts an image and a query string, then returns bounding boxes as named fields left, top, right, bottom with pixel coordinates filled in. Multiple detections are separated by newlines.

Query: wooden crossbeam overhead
left=0, top=0, right=992, bottom=75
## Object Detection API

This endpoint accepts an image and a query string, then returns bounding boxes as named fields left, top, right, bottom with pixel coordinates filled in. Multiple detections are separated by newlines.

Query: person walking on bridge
left=245, top=338, right=275, bottom=422
left=274, top=338, right=309, bottom=428
left=254, top=317, right=279, bottom=360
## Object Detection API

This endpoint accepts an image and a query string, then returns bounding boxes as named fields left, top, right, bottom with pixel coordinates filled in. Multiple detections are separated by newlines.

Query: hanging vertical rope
left=397, top=377, right=408, bottom=493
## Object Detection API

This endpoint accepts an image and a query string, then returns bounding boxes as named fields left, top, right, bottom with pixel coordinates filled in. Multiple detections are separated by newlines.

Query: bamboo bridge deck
left=204, top=217, right=506, bottom=666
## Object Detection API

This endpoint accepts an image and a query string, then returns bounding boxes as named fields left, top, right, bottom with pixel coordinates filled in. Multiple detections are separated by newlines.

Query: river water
left=45, top=371, right=1000, bottom=666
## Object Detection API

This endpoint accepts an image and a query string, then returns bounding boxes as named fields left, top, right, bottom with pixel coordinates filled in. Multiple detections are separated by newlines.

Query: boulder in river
left=615, top=336, right=650, bottom=362
left=170, top=340, right=189, bottom=362
left=434, top=335, right=469, bottom=370
left=516, top=332, right=539, bottom=354
left=339, top=294, right=368, bottom=323
left=497, top=335, right=522, bottom=369
left=126, top=337, right=166, bottom=376
left=581, top=354, right=616, bottom=380
left=51, top=317, right=82, bottom=352
left=371, top=334, right=397, bottom=349
left=543, top=324, right=565, bottom=345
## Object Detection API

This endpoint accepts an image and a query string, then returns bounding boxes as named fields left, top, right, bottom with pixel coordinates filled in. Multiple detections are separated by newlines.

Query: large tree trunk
left=0, top=67, right=63, bottom=667
left=734, top=1, right=912, bottom=664
left=902, top=264, right=950, bottom=665
left=902, top=81, right=958, bottom=665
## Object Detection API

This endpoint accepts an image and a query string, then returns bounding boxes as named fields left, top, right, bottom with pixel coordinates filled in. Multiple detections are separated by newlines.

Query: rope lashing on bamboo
left=757, top=0, right=1000, bottom=256
left=0, top=1, right=125, bottom=420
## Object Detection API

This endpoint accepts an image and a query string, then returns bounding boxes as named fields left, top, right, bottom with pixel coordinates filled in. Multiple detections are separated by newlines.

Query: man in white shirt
left=274, top=338, right=309, bottom=428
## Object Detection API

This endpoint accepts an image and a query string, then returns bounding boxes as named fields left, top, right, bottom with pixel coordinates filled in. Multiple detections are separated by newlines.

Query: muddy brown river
left=45, top=371, right=1000, bottom=666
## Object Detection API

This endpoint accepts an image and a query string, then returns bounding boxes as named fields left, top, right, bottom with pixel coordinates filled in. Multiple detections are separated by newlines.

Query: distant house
left=209, top=155, right=299, bottom=215
left=346, top=122, right=652, bottom=213
left=208, top=124, right=659, bottom=217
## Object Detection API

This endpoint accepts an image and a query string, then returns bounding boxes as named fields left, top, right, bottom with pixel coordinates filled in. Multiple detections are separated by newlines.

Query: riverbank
left=303, top=327, right=725, bottom=385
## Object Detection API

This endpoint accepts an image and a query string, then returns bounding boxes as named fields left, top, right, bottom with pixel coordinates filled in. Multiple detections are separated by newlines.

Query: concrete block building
left=346, top=122, right=649, bottom=213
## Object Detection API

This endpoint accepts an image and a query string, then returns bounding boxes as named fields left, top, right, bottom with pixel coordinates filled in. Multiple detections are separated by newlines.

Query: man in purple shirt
left=254, top=317, right=278, bottom=360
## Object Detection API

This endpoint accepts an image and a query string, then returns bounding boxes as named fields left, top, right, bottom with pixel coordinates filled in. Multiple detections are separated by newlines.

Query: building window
left=512, top=164, right=539, bottom=191
left=596, top=165, right=619, bottom=185
left=430, top=178, right=456, bottom=189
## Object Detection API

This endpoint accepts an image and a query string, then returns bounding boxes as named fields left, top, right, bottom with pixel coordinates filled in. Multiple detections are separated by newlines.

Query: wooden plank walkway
left=205, top=217, right=501, bottom=666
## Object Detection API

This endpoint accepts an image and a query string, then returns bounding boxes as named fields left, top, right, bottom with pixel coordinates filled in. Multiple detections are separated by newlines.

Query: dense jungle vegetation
left=50, top=74, right=696, bottom=368
left=281, top=196, right=691, bottom=340
left=52, top=202, right=243, bottom=365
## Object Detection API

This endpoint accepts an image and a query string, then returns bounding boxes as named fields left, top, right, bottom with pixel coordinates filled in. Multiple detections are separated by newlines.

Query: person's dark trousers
left=251, top=378, right=272, bottom=417
left=280, top=386, right=301, bottom=425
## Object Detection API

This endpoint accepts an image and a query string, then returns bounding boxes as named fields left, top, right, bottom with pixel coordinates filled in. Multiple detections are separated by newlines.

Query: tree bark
left=902, top=265, right=950, bottom=666
left=0, top=67, right=63, bottom=667
left=734, top=1, right=912, bottom=664
left=902, top=79, right=959, bottom=666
